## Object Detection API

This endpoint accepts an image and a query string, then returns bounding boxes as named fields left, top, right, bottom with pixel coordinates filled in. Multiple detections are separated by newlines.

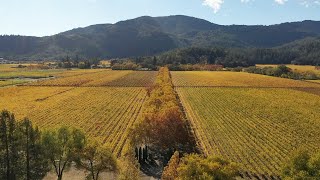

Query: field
left=171, top=71, right=320, bottom=88
left=173, top=71, right=320, bottom=176
left=0, top=69, right=157, bottom=156
left=1, top=66, right=320, bottom=177
left=307, top=80, right=320, bottom=84
left=0, top=64, right=109, bottom=87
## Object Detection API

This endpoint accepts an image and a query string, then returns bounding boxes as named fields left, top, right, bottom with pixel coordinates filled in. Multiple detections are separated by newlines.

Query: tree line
left=130, top=67, right=194, bottom=164
left=244, top=65, right=320, bottom=80
left=130, top=40, right=320, bottom=69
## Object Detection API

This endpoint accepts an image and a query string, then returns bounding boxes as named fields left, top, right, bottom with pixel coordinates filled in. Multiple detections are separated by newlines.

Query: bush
left=282, top=150, right=320, bottom=179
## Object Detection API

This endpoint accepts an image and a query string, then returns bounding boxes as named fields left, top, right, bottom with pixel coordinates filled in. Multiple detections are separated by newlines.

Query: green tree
left=42, top=126, right=85, bottom=180
left=18, top=118, right=50, bottom=180
left=0, top=110, right=22, bottom=180
left=282, top=150, right=320, bottom=180
left=78, top=139, right=117, bottom=180
left=274, top=65, right=291, bottom=77
left=177, top=154, right=238, bottom=180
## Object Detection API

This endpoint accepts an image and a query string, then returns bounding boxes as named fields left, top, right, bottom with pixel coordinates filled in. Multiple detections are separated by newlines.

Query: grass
left=0, top=79, right=30, bottom=87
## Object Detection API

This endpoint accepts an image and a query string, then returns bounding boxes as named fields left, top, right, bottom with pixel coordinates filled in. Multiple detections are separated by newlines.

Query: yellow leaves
left=0, top=86, right=147, bottom=156
left=135, top=67, right=190, bottom=149
left=30, top=70, right=131, bottom=87
left=177, top=87, right=320, bottom=175
left=171, top=71, right=320, bottom=88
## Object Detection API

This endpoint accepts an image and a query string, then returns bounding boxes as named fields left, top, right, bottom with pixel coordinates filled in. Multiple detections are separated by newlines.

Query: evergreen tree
left=18, top=118, right=50, bottom=180
left=0, top=110, right=22, bottom=180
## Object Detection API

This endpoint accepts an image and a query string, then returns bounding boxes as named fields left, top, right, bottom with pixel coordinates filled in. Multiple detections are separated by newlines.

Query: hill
left=0, top=15, right=320, bottom=60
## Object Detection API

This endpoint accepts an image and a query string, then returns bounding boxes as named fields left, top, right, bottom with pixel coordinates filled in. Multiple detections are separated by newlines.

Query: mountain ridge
left=0, top=15, right=320, bottom=60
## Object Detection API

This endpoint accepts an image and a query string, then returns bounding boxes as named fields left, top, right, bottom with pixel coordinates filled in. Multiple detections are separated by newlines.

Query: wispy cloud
left=203, top=0, right=319, bottom=13
left=202, top=0, right=224, bottom=13
left=274, top=0, right=288, bottom=5
left=240, top=0, right=253, bottom=3
left=299, top=0, right=320, bottom=7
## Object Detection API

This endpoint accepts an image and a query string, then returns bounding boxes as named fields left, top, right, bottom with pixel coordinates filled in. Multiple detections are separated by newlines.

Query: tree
left=282, top=150, right=320, bottom=180
left=18, top=118, right=50, bottom=180
left=0, top=110, right=21, bottom=180
left=177, top=154, right=238, bottom=180
left=78, top=139, right=117, bottom=180
left=162, top=151, right=180, bottom=180
left=117, top=140, right=141, bottom=180
left=153, top=56, right=158, bottom=66
left=42, top=126, right=85, bottom=180
left=274, top=65, right=291, bottom=76
left=146, top=108, right=190, bottom=150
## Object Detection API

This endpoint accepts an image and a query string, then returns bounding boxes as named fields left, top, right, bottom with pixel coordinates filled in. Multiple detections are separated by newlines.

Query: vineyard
left=105, top=71, right=157, bottom=87
left=176, top=87, right=320, bottom=175
left=1, top=67, right=320, bottom=178
left=172, top=70, right=320, bottom=176
left=28, top=70, right=131, bottom=87
left=0, top=86, right=147, bottom=156
left=171, top=71, right=320, bottom=88
left=0, top=69, right=159, bottom=157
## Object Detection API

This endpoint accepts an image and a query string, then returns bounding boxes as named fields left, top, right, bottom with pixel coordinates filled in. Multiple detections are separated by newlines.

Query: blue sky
left=0, top=0, right=319, bottom=37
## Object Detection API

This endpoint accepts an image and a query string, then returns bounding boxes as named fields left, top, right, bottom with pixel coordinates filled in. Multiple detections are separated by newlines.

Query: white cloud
left=202, top=0, right=224, bottom=13
left=274, top=0, right=288, bottom=4
left=299, top=0, right=320, bottom=7
left=241, top=0, right=251, bottom=3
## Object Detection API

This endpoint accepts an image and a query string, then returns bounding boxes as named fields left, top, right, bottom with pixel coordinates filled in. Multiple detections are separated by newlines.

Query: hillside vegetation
left=1, top=15, right=320, bottom=62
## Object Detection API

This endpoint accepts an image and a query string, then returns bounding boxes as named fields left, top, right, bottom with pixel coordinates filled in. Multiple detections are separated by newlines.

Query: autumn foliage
left=132, top=67, right=190, bottom=150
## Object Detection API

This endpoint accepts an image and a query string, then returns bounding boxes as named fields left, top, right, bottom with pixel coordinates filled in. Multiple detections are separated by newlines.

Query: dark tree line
left=132, top=41, right=320, bottom=68
left=57, top=56, right=101, bottom=69
left=244, top=65, right=320, bottom=80
left=0, top=110, right=49, bottom=180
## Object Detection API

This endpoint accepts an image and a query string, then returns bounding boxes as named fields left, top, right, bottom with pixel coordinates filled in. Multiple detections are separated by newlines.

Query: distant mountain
left=0, top=15, right=320, bottom=60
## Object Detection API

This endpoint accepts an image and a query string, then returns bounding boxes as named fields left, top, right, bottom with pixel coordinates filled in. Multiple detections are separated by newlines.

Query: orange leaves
left=134, top=67, right=190, bottom=150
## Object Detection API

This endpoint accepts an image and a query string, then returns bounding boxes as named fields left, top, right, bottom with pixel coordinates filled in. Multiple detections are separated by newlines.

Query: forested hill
left=0, top=15, right=320, bottom=60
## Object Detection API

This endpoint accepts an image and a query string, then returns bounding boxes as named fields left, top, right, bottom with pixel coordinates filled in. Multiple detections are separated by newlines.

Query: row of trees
left=111, top=61, right=141, bottom=70
left=167, top=64, right=223, bottom=71
left=57, top=56, right=101, bottom=69
left=0, top=110, right=140, bottom=180
left=130, top=67, right=194, bottom=163
left=244, top=65, right=320, bottom=80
